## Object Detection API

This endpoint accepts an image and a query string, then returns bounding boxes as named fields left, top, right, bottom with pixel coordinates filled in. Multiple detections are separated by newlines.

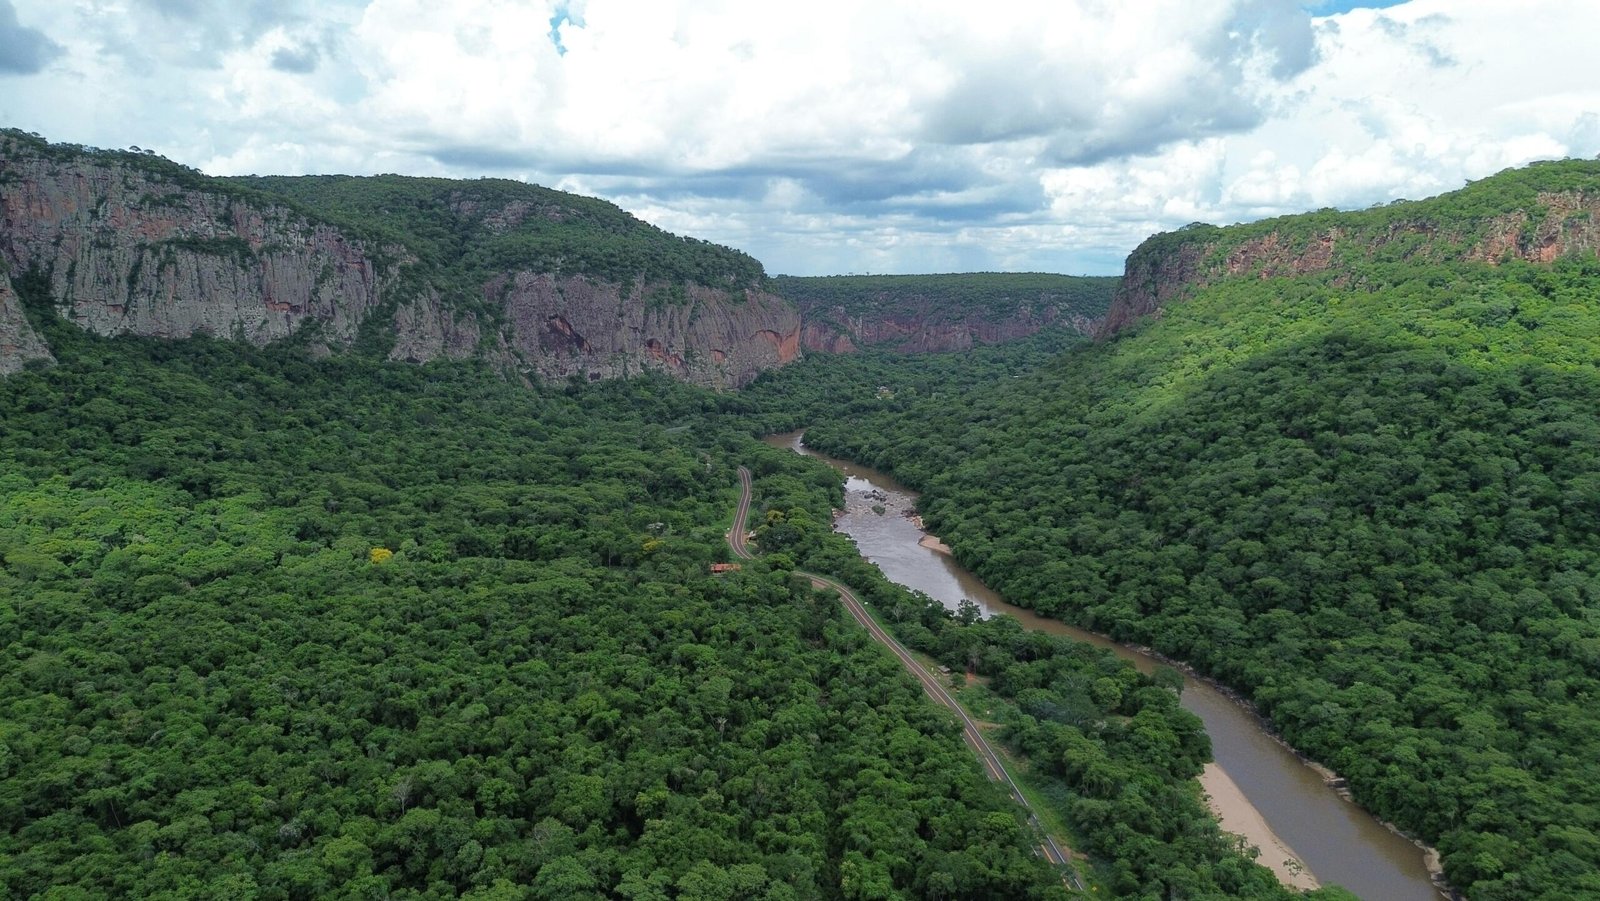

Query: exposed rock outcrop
left=490, top=275, right=799, bottom=388
left=800, top=320, right=857, bottom=354
left=388, top=292, right=491, bottom=364
left=391, top=274, right=802, bottom=387
left=1469, top=190, right=1600, bottom=264
left=0, top=133, right=799, bottom=387
left=0, top=275, right=52, bottom=374
left=0, top=151, right=390, bottom=347
left=1099, top=232, right=1212, bottom=337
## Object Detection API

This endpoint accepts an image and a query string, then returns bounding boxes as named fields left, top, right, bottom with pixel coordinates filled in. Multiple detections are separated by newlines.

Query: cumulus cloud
left=916, top=1, right=1314, bottom=160
left=345, top=1, right=1311, bottom=174
left=270, top=43, right=322, bottom=74
left=320, top=0, right=1318, bottom=270
left=1037, top=0, right=1600, bottom=263
left=1282, top=4, right=1594, bottom=196
left=0, top=0, right=59, bottom=74
left=124, top=0, right=333, bottom=68
left=4, top=0, right=1599, bottom=275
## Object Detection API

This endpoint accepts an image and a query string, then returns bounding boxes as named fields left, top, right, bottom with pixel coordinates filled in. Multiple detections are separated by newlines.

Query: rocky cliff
left=0, top=141, right=392, bottom=348
left=0, top=273, right=51, bottom=374
left=1102, top=159, right=1600, bottom=337
left=774, top=273, right=1118, bottom=353
left=392, top=273, right=799, bottom=388
left=0, top=130, right=798, bottom=387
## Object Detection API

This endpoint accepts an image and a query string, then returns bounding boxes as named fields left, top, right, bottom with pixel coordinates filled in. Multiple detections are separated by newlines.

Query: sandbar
left=1200, top=762, right=1320, bottom=891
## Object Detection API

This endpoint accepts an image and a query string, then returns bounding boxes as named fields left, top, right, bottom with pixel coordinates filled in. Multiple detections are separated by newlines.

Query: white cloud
left=4, top=0, right=1599, bottom=275
left=1038, top=0, right=1600, bottom=259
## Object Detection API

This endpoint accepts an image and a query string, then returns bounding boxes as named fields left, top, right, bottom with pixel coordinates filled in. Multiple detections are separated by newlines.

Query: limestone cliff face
left=1468, top=190, right=1600, bottom=263
left=0, top=275, right=52, bottom=374
left=492, top=275, right=799, bottom=387
left=0, top=136, right=799, bottom=387
left=800, top=320, right=857, bottom=354
left=1102, top=184, right=1600, bottom=339
left=390, top=275, right=801, bottom=388
left=1099, top=235, right=1211, bottom=338
left=0, top=152, right=391, bottom=347
left=388, top=291, right=490, bottom=364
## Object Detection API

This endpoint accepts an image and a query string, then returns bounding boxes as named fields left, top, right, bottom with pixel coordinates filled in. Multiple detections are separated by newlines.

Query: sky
left=1, top=1, right=1597, bottom=276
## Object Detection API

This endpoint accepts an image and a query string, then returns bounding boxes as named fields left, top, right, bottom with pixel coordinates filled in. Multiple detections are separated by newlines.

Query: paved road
left=728, top=466, right=1084, bottom=888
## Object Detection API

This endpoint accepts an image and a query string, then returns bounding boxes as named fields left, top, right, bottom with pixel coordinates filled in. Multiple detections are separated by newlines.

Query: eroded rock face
left=388, top=291, right=490, bottom=364
left=1098, top=240, right=1209, bottom=338
left=800, top=320, right=857, bottom=354
left=0, top=142, right=802, bottom=388
left=0, top=154, right=391, bottom=347
left=479, top=273, right=801, bottom=388
left=0, top=276, right=52, bottom=374
left=1100, top=190, right=1600, bottom=339
left=1470, top=191, right=1600, bottom=264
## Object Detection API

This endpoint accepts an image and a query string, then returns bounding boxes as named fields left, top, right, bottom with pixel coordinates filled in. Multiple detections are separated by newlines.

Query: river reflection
left=766, top=430, right=1440, bottom=901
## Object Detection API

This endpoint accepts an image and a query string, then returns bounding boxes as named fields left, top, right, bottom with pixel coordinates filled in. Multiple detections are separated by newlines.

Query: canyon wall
left=774, top=273, right=1117, bottom=354
left=0, top=133, right=799, bottom=387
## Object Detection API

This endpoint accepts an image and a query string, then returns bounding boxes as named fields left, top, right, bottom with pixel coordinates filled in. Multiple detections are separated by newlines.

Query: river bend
left=767, top=430, right=1439, bottom=901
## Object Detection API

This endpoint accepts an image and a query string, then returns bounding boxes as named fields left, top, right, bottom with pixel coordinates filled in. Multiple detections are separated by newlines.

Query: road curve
left=728, top=466, right=1083, bottom=887
left=730, top=466, right=756, bottom=560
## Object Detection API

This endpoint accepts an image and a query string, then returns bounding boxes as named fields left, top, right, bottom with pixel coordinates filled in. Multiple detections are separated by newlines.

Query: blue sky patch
left=548, top=2, right=580, bottom=56
left=1304, top=0, right=1409, bottom=14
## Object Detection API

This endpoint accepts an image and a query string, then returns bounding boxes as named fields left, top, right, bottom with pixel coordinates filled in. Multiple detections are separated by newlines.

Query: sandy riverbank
left=1200, top=763, right=1320, bottom=891
left=918, top=534, right=953, bottom=554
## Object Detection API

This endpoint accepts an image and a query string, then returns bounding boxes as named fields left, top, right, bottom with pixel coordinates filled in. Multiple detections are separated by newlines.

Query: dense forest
left=2, top=127, right=1330, bottom=900
left=766, top=243, right=1600, bottom=897
left=730, top=327, right=1091, bottom=434
left=0, top=303, right=1070, bottom=897
left=1, top=269, right=1368, bottom=898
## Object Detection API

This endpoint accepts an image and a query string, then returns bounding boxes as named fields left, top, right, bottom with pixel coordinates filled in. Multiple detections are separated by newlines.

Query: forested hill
left=775, top=273, right=1117, bottom=353
left=789, top=157, right=1600, bottom=899
left=1104, top=157, right=1600, bottom=335
left=232, top=174, right=767, bottom=295
left=0, top=128, right=799, bottom=388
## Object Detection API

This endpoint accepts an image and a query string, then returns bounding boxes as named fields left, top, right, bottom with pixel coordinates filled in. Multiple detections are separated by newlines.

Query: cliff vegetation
left=1106, top=158, right=1600, bottom=335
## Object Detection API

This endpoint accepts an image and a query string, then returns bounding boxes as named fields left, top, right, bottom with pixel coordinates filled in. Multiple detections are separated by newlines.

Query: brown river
left=766, top=431, right=1442, bottom=900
